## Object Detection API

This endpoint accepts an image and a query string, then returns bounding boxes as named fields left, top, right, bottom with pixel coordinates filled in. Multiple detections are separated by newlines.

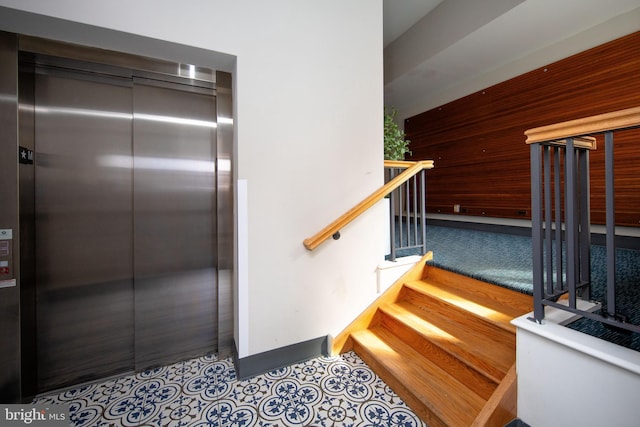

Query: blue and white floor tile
left=33, top=351, right=426, bottom=426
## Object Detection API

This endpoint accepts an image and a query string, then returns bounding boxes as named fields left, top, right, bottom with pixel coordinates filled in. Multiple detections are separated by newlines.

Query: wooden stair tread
left=379, top=301, right=513, bottom=383
left=336, top=256, right=522, bottom=426
left=424, top=267, right=533, bottom=314
left=402, top=279, right=527, bottom=334
left=396, top=285, right=515, bottom=348
left=352, top=327, right=485, bottom=427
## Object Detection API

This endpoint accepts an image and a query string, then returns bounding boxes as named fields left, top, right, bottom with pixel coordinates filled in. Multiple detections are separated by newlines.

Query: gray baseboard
left=427, top=218, right=531, bottom=237
left=504, top=419, right=531, bottom=427
left=232, top=336, right=328, bottom=380
left=428, top=218, right=640, bottom=250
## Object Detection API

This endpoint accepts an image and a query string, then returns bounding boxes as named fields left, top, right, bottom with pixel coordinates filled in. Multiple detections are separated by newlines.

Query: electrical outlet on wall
left=454, top=204, right=460, bottom=213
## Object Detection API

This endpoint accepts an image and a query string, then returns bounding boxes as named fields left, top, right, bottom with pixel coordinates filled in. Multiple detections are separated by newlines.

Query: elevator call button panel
left=0, top=229, right=14, bottom=283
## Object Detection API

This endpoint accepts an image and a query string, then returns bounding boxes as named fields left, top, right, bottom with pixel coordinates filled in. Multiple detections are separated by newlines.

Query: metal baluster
left=412, top=175, right=418, bottom=247
left=420, top=170, right=427, bottom=255
left=554, top=148, right=563, bottom=292
left=405, top=176, right=411, bottom=247
left=398, top=175, right=404, bottom=251
left=565, top=138, right=577, bottom=309
left=578, top=148, right=591, bottom=300
left=544, top=145, right=553, bottom=295
left=605, top=131, right=616, bottom=317
left=531, top=143, right=544, bottom=322
left=389, top=168, right=397, bottom=261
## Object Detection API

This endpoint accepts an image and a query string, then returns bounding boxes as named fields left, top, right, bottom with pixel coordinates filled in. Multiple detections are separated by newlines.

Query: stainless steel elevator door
left=34, top=71, right=134, bottom=392
left=31, top=61, right=219, bottom=393
left=133, top=81, right=217, bottom=369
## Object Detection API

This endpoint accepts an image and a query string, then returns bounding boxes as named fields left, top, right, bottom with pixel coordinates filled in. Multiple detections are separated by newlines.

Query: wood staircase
left=332, top=252, right=533, bottom=427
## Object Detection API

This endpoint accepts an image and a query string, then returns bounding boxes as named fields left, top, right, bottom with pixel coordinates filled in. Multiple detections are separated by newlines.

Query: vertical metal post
left=565, top=138, right=577, bottom=309
left=531, top=143, right=544, bottom=322
left=543, top=146, right=553, bottom=294
left=0, top=31, right=21, bottom=403
left=420, top=170, right=427, bottom=255
left=412, top=176, right=418, bottom=246
left=389, top=169, right=397, bottom=261
left=605, top=131, right=616, bottom=316
left=405, top=177, right=410, bottom=246
left=578, top=148, right=591, bottom=300
left=554, top=149, right=563, bottom=292
left=215, top=70, right=235, bottom=357
left=398, top=176, right=404, bottom=251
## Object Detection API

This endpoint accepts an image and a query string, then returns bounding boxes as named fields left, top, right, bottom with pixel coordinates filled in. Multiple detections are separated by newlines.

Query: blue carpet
left=401, top=225, right=640, bottom=351
left=424, top=225, right=535, bottom=295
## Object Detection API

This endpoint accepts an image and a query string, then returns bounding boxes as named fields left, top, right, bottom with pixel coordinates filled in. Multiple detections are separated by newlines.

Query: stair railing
left=384, top=161, right=430, bottom=261
left=303, top=160, right=434, bottom=259
left=526, top=106, right=640, bottom=333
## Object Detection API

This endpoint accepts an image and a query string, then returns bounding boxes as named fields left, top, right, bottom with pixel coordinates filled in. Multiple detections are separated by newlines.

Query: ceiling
left=383, top=0, right=640, bottom=118
left=383, top=0, right=443, bottom=47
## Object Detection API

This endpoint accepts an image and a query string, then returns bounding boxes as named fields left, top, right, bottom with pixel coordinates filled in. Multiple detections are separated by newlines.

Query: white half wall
left=513, top=308, right=640, bottom=427
left=0, top=0, right=385, bottom=358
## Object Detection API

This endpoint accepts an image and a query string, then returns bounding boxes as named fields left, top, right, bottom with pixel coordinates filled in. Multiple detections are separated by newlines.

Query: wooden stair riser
left=351, top=338, right=447, bottom=427
left=424, top=267, right=533, bottom=315
left=392, top=295, right=516, bottom=378
left=375, top=306, right=499, bottom=400
left=399, top=283, right=517, bottom=344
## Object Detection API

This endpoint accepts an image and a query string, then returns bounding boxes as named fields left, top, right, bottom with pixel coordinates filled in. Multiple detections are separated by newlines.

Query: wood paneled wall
left=405, top=31, right=640, bottom=227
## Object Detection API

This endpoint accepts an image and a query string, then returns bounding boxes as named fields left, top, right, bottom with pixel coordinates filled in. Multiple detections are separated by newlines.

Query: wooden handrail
left=382, top=160, right=419, bottom=169
left=525, top=106, right=640, bottom=144
left=303, top=160, right=434, bottom=251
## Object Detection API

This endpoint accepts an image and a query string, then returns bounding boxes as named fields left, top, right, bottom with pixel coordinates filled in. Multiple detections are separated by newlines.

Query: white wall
left=0, top=0, right=385, bottom=358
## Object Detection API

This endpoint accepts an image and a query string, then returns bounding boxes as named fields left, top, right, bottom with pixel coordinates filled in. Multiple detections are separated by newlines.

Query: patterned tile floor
left=34, top=351, right=426, bottom=427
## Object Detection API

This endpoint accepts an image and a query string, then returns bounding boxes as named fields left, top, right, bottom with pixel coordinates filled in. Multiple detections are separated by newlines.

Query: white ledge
left=512, top=302, right=640, bottom=376
left=377, top=254, right=423, bottom=270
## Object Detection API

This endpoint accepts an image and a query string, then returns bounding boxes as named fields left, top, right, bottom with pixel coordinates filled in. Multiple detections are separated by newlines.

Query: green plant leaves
left=384, top=107, right=411, bottom=160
